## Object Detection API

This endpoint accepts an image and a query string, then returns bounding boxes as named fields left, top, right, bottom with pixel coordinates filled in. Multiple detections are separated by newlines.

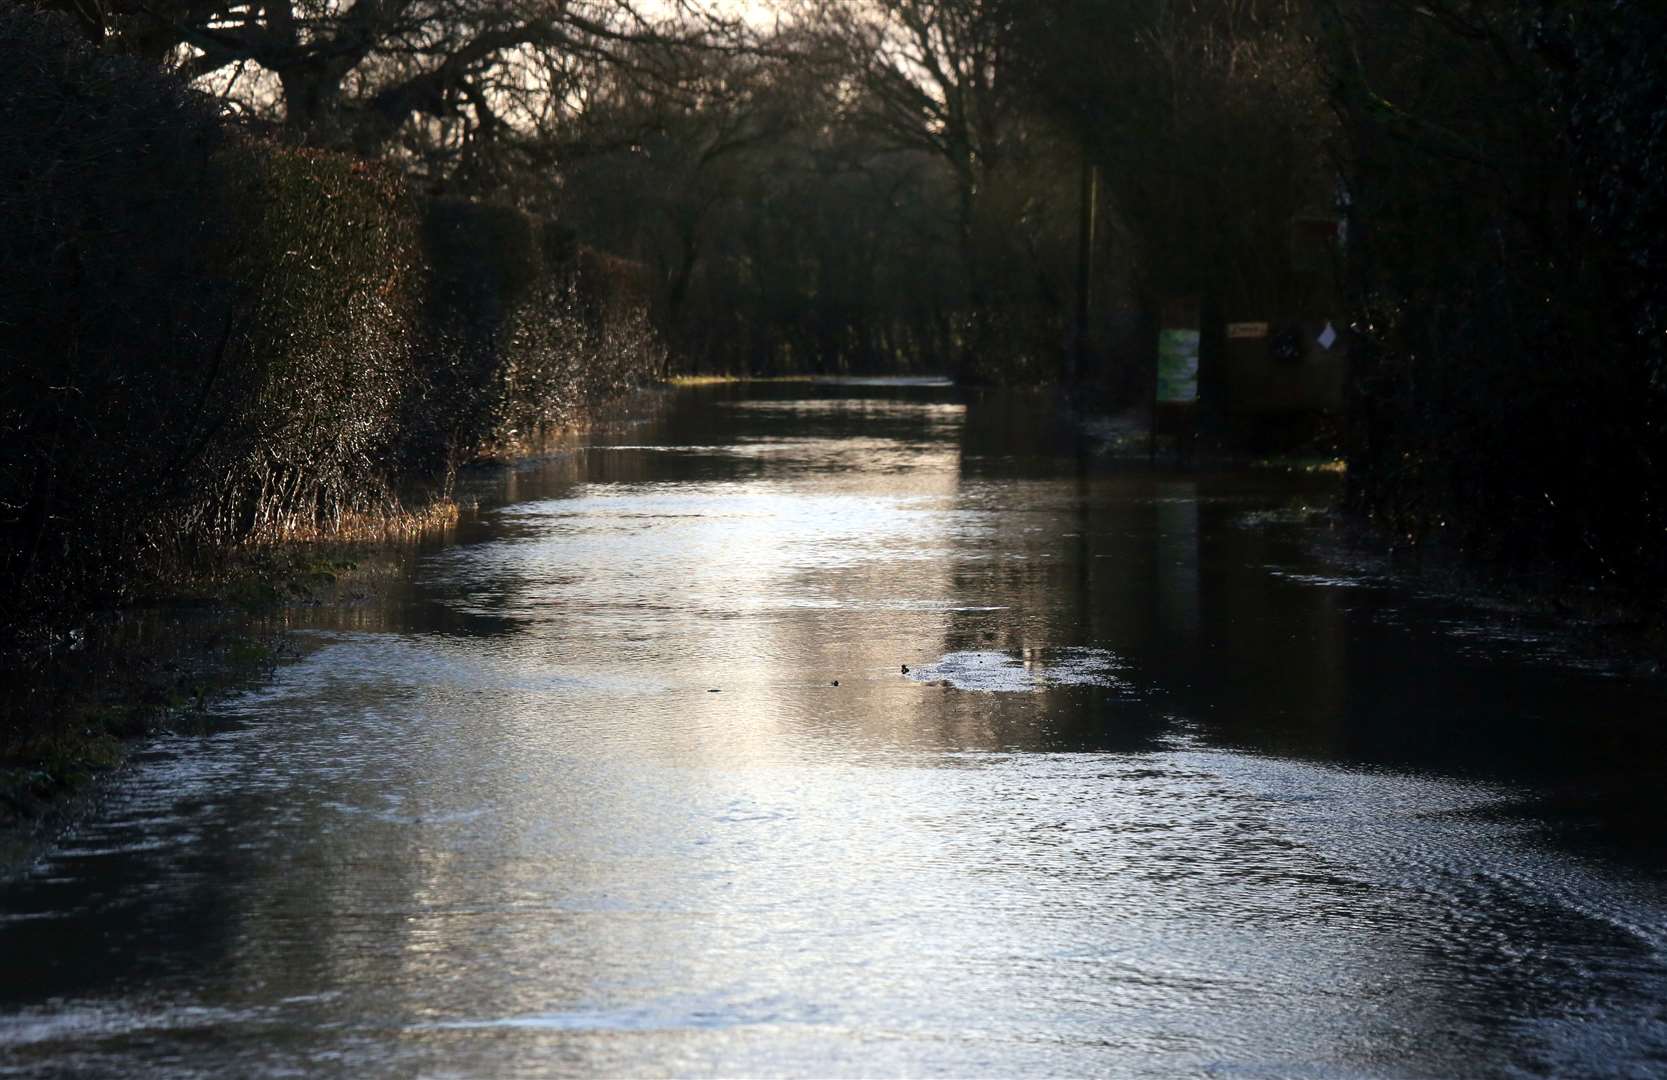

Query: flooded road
left=5, top=379, right=1667, bottom=1078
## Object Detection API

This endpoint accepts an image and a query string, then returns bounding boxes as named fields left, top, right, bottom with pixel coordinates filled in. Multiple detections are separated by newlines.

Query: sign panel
left=1227, top=321, right=1270, bottom=340
left=1156, top=328, right=1200, bottom=404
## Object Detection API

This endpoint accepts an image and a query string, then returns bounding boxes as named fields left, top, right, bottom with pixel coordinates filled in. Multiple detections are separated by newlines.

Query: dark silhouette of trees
left=77, top=0, right=729, bottom=174
left=1320, top=0, right=1667, bottom=592
left=997, top=1, right=1331, bottom=392
left=551, top=23, right=966, bottom=374
left=815, top=0, right=1115, bottom=381
left=9, top=0, right=1667, bottom=614
left=2, top=7, right=247, bottom=622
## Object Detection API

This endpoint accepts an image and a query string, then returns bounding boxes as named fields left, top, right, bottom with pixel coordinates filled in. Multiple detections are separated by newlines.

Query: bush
left=187, top=142, right=423, bottom=547
left=0, top=6, right=664, bottom=645
left=0, top=7, right=240, bottom=632
left=1330, top=1, right=1667, bottom=598
left=494, top=247, right=665, bottom=452
left=418, top=201, right=665, bottom=463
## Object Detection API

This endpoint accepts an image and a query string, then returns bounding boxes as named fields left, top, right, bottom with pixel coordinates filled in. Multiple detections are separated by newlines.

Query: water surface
left=5, top=380, right=1667, bottom=1078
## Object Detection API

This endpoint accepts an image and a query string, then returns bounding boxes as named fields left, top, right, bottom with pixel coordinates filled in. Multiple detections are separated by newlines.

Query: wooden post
left=1072, top=154, right=1100, bottom=384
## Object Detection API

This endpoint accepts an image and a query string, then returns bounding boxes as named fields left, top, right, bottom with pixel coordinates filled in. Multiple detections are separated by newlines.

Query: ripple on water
left=6, top=382, right=1667, bottom=1080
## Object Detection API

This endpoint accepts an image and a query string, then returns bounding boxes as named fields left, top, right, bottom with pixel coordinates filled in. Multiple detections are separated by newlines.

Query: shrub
left=0, top=7, right=239, bottom=633
left=1330, top=1, right=1667, bottom=598
left=0, top=5, right=664, bottom=647
left=133, top=141, right=427, bottom=552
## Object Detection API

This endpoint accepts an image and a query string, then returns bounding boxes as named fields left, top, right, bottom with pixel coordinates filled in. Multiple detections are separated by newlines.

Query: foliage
left=999, top=0, right=1333, bottom=386
left=73, top=0, right=730, bottom=178
left=835, top=0, right=1074, bottom=381
left=1322, top=0, right=1667, bottom=595
left=0, top=6, right=241, bottom=630
left=13, top=0, right=1667, bottom=616
left=555, top=27, right=967, bottom=376
left=493, top=247, right=664, bottom=451
left=421, top=201, right=663, bottom=458
left=0, top=5, right=663, bottom=645
left=199, top=142, right=423, bottom=547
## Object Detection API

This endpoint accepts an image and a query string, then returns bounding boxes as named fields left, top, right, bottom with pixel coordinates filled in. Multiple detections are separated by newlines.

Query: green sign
left=1157, top=329, right=1200, bottom=403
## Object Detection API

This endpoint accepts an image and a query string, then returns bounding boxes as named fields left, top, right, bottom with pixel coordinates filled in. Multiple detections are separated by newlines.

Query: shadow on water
left=4, top=377, right=1667, bottom=1078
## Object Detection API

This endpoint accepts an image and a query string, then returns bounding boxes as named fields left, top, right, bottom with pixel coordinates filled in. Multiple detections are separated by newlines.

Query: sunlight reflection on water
left=4, top=381, right=1667, bottom=1078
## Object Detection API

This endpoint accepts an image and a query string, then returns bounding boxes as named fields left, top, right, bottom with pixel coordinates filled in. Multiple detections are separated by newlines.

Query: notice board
left=1157, top=328, right=1200, bottom=404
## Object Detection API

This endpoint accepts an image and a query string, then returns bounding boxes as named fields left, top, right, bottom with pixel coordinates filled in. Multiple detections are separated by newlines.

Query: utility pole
left=1072, top=152, right=1100, bottom=385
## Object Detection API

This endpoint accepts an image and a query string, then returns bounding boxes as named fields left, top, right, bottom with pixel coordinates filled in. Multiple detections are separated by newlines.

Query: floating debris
left=902, top=648, right=1135, bottom=693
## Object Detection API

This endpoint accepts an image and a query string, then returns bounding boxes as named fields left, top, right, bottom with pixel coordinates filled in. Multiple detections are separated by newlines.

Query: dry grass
left=663, top=374, right=818, bottom=387
left=246, top=499, right=461, bottom=545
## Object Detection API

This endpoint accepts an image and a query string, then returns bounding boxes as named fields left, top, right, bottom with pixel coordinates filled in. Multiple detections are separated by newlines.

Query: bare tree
left=828, top=0, right=1012, bottom=257
left=91, top=0, right=740, bottom=166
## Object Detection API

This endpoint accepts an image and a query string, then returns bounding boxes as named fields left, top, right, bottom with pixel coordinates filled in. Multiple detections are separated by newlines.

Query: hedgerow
left=0, top=7, right=662, bottom=647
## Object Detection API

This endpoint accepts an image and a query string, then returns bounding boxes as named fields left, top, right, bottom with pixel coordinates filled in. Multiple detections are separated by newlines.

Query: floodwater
left=5, top=379, right=1667, bottom=1078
